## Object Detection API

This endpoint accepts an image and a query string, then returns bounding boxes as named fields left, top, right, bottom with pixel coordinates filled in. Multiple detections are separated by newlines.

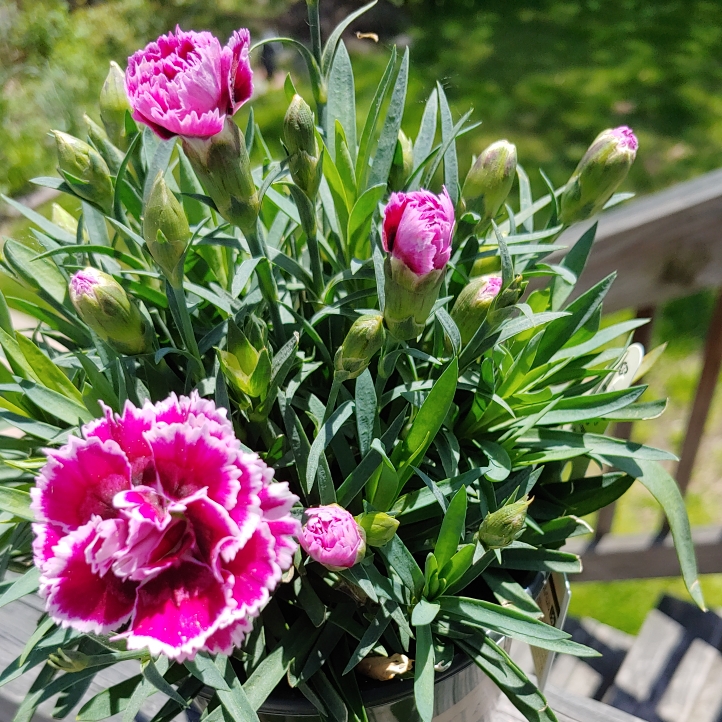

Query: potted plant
left=0, top=3, right=702, bottom=722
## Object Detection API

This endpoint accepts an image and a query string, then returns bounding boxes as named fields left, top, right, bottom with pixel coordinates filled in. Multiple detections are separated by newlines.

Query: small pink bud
left=299, top=505, right=366, bottom=570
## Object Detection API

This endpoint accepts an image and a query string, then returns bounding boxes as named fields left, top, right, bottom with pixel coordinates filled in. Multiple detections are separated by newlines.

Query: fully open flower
left=125, top=26, right=253, bottom=140
left=299, top=505, right=366, bottom=570
left=31, top=392, right=299, bottom=661
left=381, top=188, right=455, bottom=340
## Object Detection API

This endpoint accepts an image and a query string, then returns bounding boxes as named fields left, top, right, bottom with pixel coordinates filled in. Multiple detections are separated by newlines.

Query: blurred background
left=2, top=0, right=722, bottom=633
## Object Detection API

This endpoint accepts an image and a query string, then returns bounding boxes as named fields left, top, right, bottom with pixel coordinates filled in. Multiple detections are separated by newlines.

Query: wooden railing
left=555, top=168, right=722, bottom=581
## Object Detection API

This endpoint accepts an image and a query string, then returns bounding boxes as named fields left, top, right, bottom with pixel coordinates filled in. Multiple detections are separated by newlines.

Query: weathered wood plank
left=568, top=525, right=722, bottom=581
left=548, top=167, right=722, bottom=313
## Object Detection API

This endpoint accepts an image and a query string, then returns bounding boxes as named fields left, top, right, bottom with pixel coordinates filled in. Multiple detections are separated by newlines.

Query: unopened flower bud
left=48, top=648, right=89, bottom=673
left=334, top=314, right=385, bottom=380
left=388, top=130, right=414, bottom=192
left=559, top=126, right=637, bottom=225
left=52, top=131, right=113, bottom=214
left=100, top=61, right=131, bottom=149
left=84, top=114, right=125, bottom=175
left=355, top=511, right=399, bottom=547
left=300, top=505, right=366, bottom=570
left=182, top=118, right=260, bottom=235
left=478, top=496, right=532, bottom=550
left=284, top=94, right=321, bottom=198
left=382, top=189, right=454, bottom=340
left=450, top=275, right=502, bottom=344
left=143, top=173, right=191, bottom=287
left=462, top=140, right=517, bottom=224
left=70, top=268, right=153, bottom=355
left=217, top=322, right=272, bottom=400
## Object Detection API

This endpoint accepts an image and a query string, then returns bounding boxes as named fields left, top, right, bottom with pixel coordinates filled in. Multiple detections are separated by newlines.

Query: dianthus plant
left=0, top=2, right=702, bottom=721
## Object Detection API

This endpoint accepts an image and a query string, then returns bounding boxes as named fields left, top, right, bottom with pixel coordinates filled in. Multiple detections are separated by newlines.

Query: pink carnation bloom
left=125, top=26, right=253, bottom=140
left=610, top=125, right=638, bottom=152
left=382, top=188, right=455, bottom=276
left=299, top=505, right=366, bottom=571
left=31, top=392, right=299, bottom=661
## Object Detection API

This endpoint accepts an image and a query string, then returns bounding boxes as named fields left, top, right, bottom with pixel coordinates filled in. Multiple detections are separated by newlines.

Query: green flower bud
left=559, top=126, right=638, bottom=225
left=383, top=257, right=445, bottom=341
left=461, top=140, right=517, bottom=224
left=84, top=113, right=125, bottom=175
left=470, top=255, right=501, bottom=278
left=99, top=61, right=131, bottom=149
left=355, top=511, right=399, bottom=547
left=334, top=313, right=385, bottom=380
left=48, top=648, right=89, bottom=673
left=52, top=131, right=114, bottom=214
left=450, top=275, right=502, bottom=344
left=218, top=321, right=272, bottom=400
left=143, top=173, right=191, bottom=287
left=70, top=268, right=153, bottom=355
left=284, top=94, right=321, bottom=198
left=182, top=118, right=260, bottom=236
left=478, top=496, right=532, bottom=550
left=388, top=130, right=414, bottom=192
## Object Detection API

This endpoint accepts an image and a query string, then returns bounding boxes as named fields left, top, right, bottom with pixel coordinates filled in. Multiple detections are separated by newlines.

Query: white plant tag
left=607, top=342, right=645, bottom=392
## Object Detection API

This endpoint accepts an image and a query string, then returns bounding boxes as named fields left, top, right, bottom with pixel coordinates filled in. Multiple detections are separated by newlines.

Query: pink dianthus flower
left=125, top=26, right=253, bottom=139
left=299, top=505, right=366, bottom=571
left=31, top=392, right=299, bottom=661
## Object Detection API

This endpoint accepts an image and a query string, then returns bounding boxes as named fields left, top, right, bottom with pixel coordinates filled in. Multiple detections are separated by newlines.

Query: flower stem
left=324, top=375, right=343, bottom=423
left=244, top=228, right=287, bottom=344
left=168, top=282, right=204, bottom=380
left=306, top=0, right=323, bottom=67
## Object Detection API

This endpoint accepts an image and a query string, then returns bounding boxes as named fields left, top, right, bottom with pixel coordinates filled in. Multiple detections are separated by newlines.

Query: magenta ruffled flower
left=299, top=505, right=366, bottom=571
left=31, top=392, right=299, bottom=661
left=382, top=188, right=454, bottom=276
left=610, top=125, right=638, bottom=151
left=125, top=26, right=253, bottom=139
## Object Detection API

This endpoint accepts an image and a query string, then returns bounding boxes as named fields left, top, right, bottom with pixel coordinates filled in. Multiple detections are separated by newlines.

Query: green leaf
left=356, top=46, right=397, bottom=189
left=437, top=83, right=459, bottom=205
left=377, top=534, right=424, bottom=597
left=347, top=183, right=386, bottom=259
left=391, top=358, right=458, bottom=488
left=436, top=308, right=461, bottom=356
left=0, top=195, right=75, bottom=244
left=326, top=41, right=356, bottom=162
left=123, top=657, right=169, bottom=722
left=368, top=48, right=409, bottom=188
left=14, top=335, right=84, bottom=403
left=602, top=456, right=705, bottom=610
left=539, top=473, right=634, bottom=518
left=434, top=486, right=467, bottom=569
left=343, top=600, right=394, bottom=675
left=550, top=222, right=597, bottom=311
left=492, top=546, right=582, bottom=573
left=142, top=138, right=176, bottom=206
left=20, top=379, right=93, bottom=425
left=438, top=544, right=475, bottom=592
left=533, top=273, right=616, bottom=368
left=483, top=569, right=543, bottom=617
left=551, top=318, right=649, bottom=361
left=458, top=634, right=558, bottom=722
left=411, top=599, right=440, bottom=626
left=0, top=487, right=33, bottom=520
left=414, top=624, right=435, bottom=722
left=476, top=440, right=511, bottom=481
left=411, top=89, right=438, bottom=188
left=354, top=369, right=377, bottom=458
left=306, top=400, right=354, bottom=503
left=142, top=658, right=187, bottom=708
left=321, top=0, right=378, bottom=75
left=0, top=567, right=39, bottom=608
left=184, top=652, right=230, bottom=692
left=215, top=655, right=260, bottom=722
left=4, top=239, right=68, bottom=305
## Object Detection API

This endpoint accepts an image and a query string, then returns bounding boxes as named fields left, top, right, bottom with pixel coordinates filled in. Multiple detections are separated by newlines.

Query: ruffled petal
left=123, top=559, right=231, bottom=661
left=32, top=436, right=130, bottom=531
left=203, top=618, right=253, bottom=656
left=42, top=522, right=137, bottom=634
left=226, top=29, right=253, bottom=113
left=145, top=423, right=241, bottom=508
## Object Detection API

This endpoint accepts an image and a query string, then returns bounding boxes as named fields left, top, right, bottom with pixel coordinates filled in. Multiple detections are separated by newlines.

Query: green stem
left=374, top=336, right=400, bottom=400
left=245, top=228, right=287, bottom=344
left=324, top=375, right=343, bottom=423
left=306, top=0, right=323, bottom=68
left=168, top=282, right=203, bottom=380
left=306, top=230, right=324, bottom=299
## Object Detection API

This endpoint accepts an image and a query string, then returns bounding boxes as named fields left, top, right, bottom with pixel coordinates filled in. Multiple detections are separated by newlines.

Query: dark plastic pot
left=258, top=572, right=555, bottom=722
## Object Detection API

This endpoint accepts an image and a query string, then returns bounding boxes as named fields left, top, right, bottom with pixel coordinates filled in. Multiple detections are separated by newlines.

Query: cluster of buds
left=560, top=126, right=638, bottom=225
left=283, top=94, right=322, bottom=199
left=69, top=268, right=153, bottom=355
left=217, top=317, right=272, bottom=410
left=334, top=314, right=385, bottom=380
